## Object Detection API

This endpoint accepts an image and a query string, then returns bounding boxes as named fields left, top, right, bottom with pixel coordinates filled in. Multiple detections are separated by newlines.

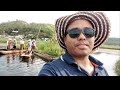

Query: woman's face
left=64, top=19, right=95, bottom=57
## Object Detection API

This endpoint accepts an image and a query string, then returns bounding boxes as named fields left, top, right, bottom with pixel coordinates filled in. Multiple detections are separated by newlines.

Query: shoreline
left=93, top=48, right=120, bottom=55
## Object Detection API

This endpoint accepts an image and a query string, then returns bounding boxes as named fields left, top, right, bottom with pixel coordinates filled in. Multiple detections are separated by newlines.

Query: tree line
left=0, top=20, right=55, bottom=39
left=0, top=20, right=119, bottom=46
left=104, top=37, right=120, bottom=45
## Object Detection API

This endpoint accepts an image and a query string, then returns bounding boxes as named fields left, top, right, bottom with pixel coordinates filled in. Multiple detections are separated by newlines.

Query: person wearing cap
left=20, top=38, right=25, bottom=50
left=7, top=38, right=13, bottom=50
left=13, top=39, right=17, bottom=49
left=27, top=39, right=32, bottom=53
left=31, top=39, right=36, bottom=51
left=38, top=11, right=111, bottom=76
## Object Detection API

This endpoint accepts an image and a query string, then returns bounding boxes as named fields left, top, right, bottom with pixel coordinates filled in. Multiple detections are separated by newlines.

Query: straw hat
left=8, top=38, right=12, bottom=41
left=55, top=11, right=111, bottom=51
left=32, top=39, right=35, bottom=42
left=28, top=39, right=31, bottom=42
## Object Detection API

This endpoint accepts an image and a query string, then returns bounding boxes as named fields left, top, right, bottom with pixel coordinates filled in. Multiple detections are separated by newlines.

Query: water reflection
left=91, top=52, right=120, bottom=76
left=7, top=55, right=10, bottom=64
left=12, top=54, right=15, bottom=60
left=20, top=54, right=36, bottom=67
left=6, top=54, right=16, bottom=63
left=0, top=53, right=46, bottom=76
left=0, top=51, right=119, bottom=76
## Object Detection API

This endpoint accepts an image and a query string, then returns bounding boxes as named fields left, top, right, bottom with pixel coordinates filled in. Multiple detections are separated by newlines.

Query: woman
left=38, top=11, right=111, bottom=76
left=7, top=38, right=13, bottom=50
left=13, top=39, right=17, bottom=49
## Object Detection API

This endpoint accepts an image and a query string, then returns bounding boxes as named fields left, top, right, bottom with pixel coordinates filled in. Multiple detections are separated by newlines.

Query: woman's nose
left=77, top=32, right=86, bottom=40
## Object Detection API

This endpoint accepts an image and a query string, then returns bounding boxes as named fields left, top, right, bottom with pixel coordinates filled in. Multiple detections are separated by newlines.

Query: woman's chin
left=76, top=49, right=91, bottom=56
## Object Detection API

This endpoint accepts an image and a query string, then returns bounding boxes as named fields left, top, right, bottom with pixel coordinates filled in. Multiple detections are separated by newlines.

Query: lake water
left=0, top=54, right=46, bottom=76
left=0, top=51, right=120, bottom=76
left=91, top=52, right=120, bottom=76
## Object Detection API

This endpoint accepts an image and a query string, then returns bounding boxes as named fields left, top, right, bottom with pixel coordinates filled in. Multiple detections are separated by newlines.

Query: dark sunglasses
left=66, top=28, right=95, bottom=38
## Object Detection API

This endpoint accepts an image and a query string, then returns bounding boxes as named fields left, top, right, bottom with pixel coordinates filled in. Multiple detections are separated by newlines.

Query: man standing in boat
left=20, top=38, right=24, bottom=50
left=27, top=39, right=32, bottom=53
left=7, top=38, right=13, bottom=50
left=31, top=39, right=36, bottom=51
left=13, top=39, right=17, bottom=49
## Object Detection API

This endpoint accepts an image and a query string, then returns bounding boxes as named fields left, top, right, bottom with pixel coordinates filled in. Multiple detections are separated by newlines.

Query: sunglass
left=66, top=28, right=95, bottom=38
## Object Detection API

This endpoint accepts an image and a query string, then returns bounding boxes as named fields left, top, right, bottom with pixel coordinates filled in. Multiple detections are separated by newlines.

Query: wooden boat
left=21, top=50, right=32, bottom=57
left=0, top=49, right=26, bottom=55
left=33, top=51, right=56, bottom=62
left=20, top=52, right=33, bottom=62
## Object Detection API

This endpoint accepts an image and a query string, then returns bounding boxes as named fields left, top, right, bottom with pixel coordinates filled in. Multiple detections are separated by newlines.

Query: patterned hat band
left=55, top=11, right=111, bottom=51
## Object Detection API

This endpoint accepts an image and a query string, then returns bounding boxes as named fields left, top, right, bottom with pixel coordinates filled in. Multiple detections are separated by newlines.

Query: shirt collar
left=62, top=52, right=75, bottom=64
left=62, top=52, right=103, bottom=67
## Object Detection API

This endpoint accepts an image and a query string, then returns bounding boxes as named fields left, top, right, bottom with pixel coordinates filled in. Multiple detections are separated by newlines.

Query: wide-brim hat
left=8, top=38, right=12, bottom=41
left=32, top=39, right=35, bottom=42
left=28, top=39, right=31, bottom=42
left=55, top=11, right=111, bottom=51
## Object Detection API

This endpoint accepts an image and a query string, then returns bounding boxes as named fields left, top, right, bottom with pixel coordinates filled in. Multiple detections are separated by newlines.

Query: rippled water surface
left=0, top=51, right=120, bottom=76
left=91, top=52, right=120, bottom=76
left=0, top=54, right=46, bottom=76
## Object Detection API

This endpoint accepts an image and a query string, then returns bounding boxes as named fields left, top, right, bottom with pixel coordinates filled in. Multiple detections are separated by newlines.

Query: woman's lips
left=76, top=43, right=89, bottom=49
left=77, top=44, right=87, bottom=49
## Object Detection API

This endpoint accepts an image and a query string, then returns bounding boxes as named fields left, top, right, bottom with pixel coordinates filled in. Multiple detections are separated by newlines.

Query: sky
left=0, top=11, right=119, bottom=38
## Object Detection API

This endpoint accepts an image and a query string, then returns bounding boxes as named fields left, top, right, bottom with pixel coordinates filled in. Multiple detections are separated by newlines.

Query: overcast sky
left=0, top=11, right=119, bottom=38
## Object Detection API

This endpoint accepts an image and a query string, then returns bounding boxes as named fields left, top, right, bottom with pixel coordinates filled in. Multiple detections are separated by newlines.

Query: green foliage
left=0, top=20, right=55, bottom=39
left=36, top=39, right=64, bottom=57
left=115, top=60, right=120, bottom=76
left=1, top=20, right=119, bottom=58
left=0, top=38, right=7, bottom=43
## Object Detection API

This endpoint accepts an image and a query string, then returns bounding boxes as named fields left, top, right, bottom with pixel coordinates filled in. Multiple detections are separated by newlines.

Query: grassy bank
left=0, top=38, right=120, bottom=57
left=100, top=44, right=120, bottom=50
left=0, top=38, right=7, bottom=43
left=36, top=39, right=64, bottom=57
left=115, top=59, right=120, bottom=76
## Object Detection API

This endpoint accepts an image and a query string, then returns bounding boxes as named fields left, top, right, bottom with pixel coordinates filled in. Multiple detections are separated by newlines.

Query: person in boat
left=13, top=39, right=17, bottom=49
left=7, top=38, right=13, bottom=50
left=20, top=38, right=25, bottom=50
left=27, top=39, right=32, bottom=53
left=21, top=44, right=33, bottom=64
left=31, top=39, right=36, bottom=51
left=38, top=11, right=111, bottom=76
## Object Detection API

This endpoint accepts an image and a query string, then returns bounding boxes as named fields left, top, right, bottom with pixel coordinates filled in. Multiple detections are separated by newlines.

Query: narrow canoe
left=33, top=51, right=56, bottom=62
left=20, top=53, right=33, bottom=62
left=21, top=54, right=32, bottom=57
left=0, top=49, right=26, bottom=55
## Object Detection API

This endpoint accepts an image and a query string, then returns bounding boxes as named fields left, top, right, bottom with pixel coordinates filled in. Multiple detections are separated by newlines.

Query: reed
left=36, top=39, right=64, bottom=57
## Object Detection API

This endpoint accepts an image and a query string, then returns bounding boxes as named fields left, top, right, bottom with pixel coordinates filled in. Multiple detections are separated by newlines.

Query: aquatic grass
left=115, top=59, right=120, bottom=76
left=36, top=40, right=64, bottom=57
left=0, top=38, right=7, bottom=43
